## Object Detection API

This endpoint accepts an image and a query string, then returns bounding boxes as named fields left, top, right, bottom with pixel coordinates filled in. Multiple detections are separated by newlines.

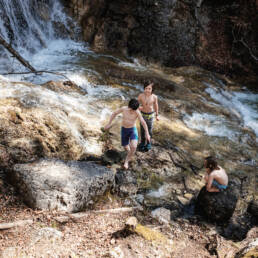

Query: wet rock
left=195, top=182, right=240, bottom=222
left=11, top=159, right=114, bottom=212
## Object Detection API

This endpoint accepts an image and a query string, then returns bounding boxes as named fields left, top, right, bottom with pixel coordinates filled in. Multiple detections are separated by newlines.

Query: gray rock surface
left=11, top=159, right=114, bottom=212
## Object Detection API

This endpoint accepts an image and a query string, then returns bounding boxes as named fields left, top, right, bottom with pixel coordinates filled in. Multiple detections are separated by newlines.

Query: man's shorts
left=121, top=126, right=138, bottom=146
left=212, top=179, right=227, bottom=190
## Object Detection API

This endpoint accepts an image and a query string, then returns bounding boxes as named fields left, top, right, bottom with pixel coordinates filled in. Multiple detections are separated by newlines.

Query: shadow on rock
left=102, top=149, right=125, bottom=165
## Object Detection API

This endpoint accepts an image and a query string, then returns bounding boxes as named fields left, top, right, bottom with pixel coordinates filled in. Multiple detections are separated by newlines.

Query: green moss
left=135, top=224, right=171, bottom=245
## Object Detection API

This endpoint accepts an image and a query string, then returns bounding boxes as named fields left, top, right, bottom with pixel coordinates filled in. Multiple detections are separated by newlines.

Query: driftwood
left=0, top=219, right=33, bottom=230
left=0, top=35, right=36, bottom=72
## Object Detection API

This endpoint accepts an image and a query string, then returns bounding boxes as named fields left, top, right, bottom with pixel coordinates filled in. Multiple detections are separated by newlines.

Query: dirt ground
left=0, top=181, right=257, bottom=258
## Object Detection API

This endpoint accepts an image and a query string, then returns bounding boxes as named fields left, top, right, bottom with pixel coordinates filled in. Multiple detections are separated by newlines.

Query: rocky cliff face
left=62, top=0, right=258, bottom=83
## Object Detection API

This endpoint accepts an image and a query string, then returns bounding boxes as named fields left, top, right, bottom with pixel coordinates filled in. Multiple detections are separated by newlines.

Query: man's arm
left=137, top=110, right=150, bottom=142
left=154, top=95, right=159, bottom=121
left=206, top=173, right=220, bottom=192
left=104, top=107, right=124, bottom=130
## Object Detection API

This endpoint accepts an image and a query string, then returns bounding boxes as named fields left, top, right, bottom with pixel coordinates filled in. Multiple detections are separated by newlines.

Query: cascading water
left=0, top=0, right=257, bottom=150
left=0, top=0, right=72, bottom=69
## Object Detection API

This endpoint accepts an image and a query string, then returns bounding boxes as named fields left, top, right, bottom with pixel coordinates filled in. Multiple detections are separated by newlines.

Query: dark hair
left=204, top=156, right=218, bottom=171
left=128, top=98, right=139, bottom=110
left=144, top=81, right=154, bottom=93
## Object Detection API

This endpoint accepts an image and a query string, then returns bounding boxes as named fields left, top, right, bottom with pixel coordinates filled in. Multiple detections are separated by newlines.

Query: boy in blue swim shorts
left=104, top=99, right=150, bottom=169
left=204, top=156, right=228, bottom=192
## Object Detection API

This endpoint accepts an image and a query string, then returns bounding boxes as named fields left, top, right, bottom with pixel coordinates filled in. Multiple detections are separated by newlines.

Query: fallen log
left=54, top=207, right=140, bottom=223
left=0, top=219, right=33, bottom=230
left=0, top=34, right=36, bottom=72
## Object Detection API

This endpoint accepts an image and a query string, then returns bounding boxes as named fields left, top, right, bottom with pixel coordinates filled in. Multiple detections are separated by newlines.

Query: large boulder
left=10, top=159, right=114, bottom=212
left=195, top=182, right=240, bottom=222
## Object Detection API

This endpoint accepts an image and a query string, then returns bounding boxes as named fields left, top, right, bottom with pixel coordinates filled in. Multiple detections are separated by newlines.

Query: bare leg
left=124, top=140, right=137, bottom=169
left=123, top=145, right=130, bottom=169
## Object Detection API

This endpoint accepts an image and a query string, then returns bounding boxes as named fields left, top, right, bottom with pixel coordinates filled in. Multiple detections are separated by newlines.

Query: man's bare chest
left=141, top=95, right=154, bottom=106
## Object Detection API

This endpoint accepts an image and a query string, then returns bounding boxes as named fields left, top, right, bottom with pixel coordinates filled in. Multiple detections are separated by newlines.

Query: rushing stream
left=0, top=0, right=257, bottom=228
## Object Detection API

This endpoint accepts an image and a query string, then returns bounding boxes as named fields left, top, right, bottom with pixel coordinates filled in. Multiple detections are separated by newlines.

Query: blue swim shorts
left=212, top=179, right=227, bottom=190
left=121, top=126, right=138, bottom=146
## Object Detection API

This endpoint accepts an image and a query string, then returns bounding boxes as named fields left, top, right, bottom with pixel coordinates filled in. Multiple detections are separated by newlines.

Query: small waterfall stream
left=0, top=0, right=78, bottom=73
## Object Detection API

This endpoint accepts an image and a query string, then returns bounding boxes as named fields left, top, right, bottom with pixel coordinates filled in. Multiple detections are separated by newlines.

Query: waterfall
left=0, top=0, right=76, bottom=73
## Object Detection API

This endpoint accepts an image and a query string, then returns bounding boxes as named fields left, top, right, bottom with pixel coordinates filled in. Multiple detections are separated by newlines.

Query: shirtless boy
left=137, top=82, right=159, bottom=151
left=204, top=156, right=228, bottom=192
left=104, top=99, right=150, bottom=169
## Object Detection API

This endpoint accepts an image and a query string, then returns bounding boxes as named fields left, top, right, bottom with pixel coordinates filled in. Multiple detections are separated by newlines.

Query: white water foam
left=0, top=0, right=78, bottom=72
left=206, top=87, right=258, bottom=138
left=118, top=58, right=147, bottom=71
left=183, top=112, right=240, bottom=139
left=147, top=184, right=173, bottom=199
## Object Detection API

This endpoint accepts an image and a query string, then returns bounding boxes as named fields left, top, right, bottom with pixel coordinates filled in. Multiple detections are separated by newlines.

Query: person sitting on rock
left=104, top=99, right=150, bottom=170
left=137, top=81, right=159, bottom=152
left=204, top=156, right=228, bottom=192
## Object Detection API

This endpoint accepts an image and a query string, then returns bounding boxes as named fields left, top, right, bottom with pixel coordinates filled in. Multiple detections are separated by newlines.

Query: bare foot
left=123, top=162, right=129, bottom=170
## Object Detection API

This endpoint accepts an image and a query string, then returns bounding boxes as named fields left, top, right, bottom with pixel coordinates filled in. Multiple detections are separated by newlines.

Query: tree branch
left=0, top=34, right=37, bottom=72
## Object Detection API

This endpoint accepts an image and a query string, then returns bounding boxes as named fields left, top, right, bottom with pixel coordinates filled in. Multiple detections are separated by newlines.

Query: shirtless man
left=104, top=99, right=150, bottom=169
left=204, top=156, right=228, bottom=192
left=137, top=82, right=159, bottom=151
